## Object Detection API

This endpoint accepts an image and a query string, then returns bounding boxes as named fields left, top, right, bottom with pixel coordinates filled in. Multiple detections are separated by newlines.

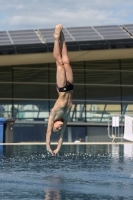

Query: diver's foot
left=54, top=24, right=63, bottom=40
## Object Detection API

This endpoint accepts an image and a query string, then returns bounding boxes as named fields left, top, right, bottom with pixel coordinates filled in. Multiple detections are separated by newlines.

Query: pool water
left=0, top=144, right=133, bottom=200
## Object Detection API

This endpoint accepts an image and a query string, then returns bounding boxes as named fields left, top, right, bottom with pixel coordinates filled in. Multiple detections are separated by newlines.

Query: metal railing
left=108, top=115, right=125, bottom=142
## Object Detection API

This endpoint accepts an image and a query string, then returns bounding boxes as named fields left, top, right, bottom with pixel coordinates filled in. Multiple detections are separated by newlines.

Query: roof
left=0, top=24, right=133, bottom=55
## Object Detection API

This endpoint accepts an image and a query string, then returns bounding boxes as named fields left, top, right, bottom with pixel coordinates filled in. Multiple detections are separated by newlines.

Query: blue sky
left=0, top=0, right=133, bottom=31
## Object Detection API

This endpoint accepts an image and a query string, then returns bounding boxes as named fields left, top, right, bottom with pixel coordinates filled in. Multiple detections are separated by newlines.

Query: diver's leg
left=60, top=31, right=73, bottom=84
left=53, top=24, right=66, bottom=88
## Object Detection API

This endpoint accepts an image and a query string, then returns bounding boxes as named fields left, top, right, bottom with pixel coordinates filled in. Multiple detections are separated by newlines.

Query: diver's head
left=53, top=120, right=63, bottom=133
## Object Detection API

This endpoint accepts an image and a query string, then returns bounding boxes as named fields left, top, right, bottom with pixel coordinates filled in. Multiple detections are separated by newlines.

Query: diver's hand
left=53, top=148, right=59, bottom=155
left=47, top=149, right=54, bottom=156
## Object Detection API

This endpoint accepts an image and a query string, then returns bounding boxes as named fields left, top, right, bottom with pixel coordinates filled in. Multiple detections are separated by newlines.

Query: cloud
left=0, top=0, right=133, bottom=31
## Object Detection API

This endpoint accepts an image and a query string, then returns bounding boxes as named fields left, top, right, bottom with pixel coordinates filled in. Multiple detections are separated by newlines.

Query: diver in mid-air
left=46, top=24, right=73, bottom=155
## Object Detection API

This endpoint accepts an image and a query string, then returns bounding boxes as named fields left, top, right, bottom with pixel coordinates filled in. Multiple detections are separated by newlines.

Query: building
left=0, top=24, right=133, bottom=142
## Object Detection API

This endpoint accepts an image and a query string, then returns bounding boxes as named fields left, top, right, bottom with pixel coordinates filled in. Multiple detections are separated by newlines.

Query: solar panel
left=128, top=30, right=133, bottom=35
left=64, top=34, right=73, bottom=39
left=126, top=28, right=133, bottom=31
left=11, top=33, right=38, bottom=37
left=13, top=39, right=41, bottom=44
left=39, top=28, right=54, bottom=32
left=8, top=30, right=41, bottom=44
left=9, top=33, right=37, bottom=37
left=66, top=27, right=102, bottom=41
left=11, top=36, right=39, bottom=41
left=39, top=34, right=53, bottom=39
left=0, top=41, right=11, bottom=44
left=123, top=24, right=133, bottom=35
left=0, top=31, right=12, bottom=45
left=62, top=28, right=75, bottom=41
left=95, top=30, right=126, bottom=34
left=12, top=38, right=40, bottom=42
left=0, top=32, right=9, bottom=36
left=98, top=30, right=129, bottom=35
left=103, top=35, right=131, bottom=39
left=64, top=38, right=74, bottom=42
left=40, top=35, right=53, bottom=39
left=13, top=40, right=41, bottom=45
left=67, top=27, right=94, bottom=35
left=71, top=33, right=99, bottom=37
left=67, top=26, right=94, bottom=31
left=9, top=30, right=35, bottom=34
left=42, top=39, right=52, bottom=43
left=94, top=25, right=131, bottom=40
left=94, top=25, right=119, bottom=29
left=72, top=37, right=102, bottom=41
left=38, top=30, right=54, bottom=34
left=0, top=38, right=10, bottom=41
left=39, top=31, right=53, bottom=35
left=0, top=37, right=10, bottom=41
left=39, top=29, right=54, bottom=42
left=96, top=29, right=125, bottom=33
left=67, top=29, right=96, bottom=33
left=43, top=38, right=53, bottom=43
left=123, top=24, right=133, bottom=28
left=94, top=27, right=121, bottom=31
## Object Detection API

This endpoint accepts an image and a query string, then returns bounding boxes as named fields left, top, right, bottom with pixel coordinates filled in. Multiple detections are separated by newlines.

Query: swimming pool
left=0, top=144, right=133, bottom=199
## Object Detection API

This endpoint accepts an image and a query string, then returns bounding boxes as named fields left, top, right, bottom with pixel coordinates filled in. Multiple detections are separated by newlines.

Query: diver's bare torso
left=51, top=91, right=73, bottom=122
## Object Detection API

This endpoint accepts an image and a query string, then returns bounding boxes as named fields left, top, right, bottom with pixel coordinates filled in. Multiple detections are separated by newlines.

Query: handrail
left=15, top=120, right=108, bottom=126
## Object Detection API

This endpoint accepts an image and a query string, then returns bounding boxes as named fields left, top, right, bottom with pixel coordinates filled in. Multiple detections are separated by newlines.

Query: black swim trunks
left=56, top=81, right=73, bottom=92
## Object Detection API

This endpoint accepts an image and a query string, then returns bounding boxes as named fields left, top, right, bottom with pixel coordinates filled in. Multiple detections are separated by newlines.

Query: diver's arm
left=53, top=121, right=67, bottom=155
left=46, top=112, right=54, bottom=155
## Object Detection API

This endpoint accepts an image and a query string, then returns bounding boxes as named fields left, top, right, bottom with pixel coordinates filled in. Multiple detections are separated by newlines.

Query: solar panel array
left=0, top=31, right=12, bottom=45
left=123, top=24, right=133, bottom=35
left=8, top=30, right=41, bottom=44
left=67, top=27, right=102, bottom=41
left=38, top=28, right=54, bottom=43
left=0, top=24, right=133, bottom=46
left=94, top=25, right=131, bottom=40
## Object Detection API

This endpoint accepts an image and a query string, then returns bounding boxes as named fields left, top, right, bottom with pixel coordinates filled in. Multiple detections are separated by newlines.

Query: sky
left=0, top=0, right=133, bottom=31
